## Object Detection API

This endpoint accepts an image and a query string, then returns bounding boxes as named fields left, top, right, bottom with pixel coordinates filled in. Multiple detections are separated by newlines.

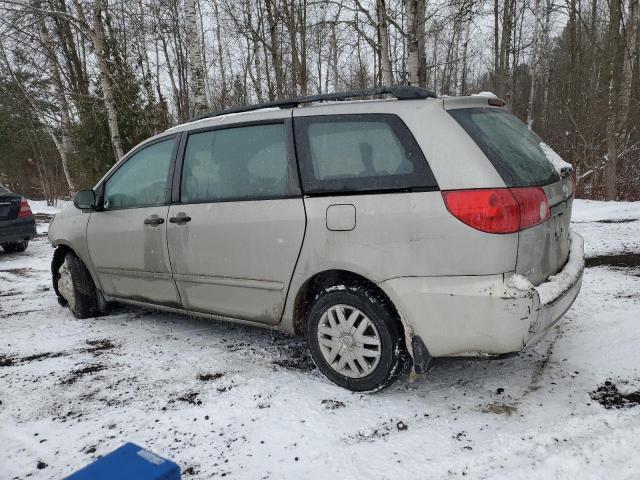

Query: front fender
left=48, top=206, right=102, bottom=292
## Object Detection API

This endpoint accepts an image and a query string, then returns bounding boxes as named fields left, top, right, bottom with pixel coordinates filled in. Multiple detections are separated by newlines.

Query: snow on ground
left=1, top=200, right=640, bottom=480
left=571, top=199, right=640, bottom=258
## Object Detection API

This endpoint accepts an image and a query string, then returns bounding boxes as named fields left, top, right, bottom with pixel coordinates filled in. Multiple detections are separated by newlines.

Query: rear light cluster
left=18, top=198, right=32, bottom=218
left=442, top=188, right=549, bottom=234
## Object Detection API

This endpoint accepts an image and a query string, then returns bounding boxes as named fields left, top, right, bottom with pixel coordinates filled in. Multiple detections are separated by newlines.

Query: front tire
left=56, top=251, right=98, bottom=319
left=306, top=283, right=407, bottom=392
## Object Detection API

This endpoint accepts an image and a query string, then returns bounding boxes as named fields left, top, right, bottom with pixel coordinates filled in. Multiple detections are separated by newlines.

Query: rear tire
left=305, top=283, right=407, bottom=392
left=1, top=240, right=28, bottom=253
left=55, top=251, right=98, bottom=319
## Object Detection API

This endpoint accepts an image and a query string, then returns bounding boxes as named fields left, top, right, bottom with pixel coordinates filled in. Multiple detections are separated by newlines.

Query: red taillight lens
left=18, top=198, right=32, bottom=218
left=510, top=187, right=550, bottom=229
left=442, top=188, right=549, bottom=234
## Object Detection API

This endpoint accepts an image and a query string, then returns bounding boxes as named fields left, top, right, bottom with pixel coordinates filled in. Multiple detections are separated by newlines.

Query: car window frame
left=96, top=134, right=180, bottom=211
left=171, top=118, right=301, bottom=205
left=293, top=113, right=439, bottom=196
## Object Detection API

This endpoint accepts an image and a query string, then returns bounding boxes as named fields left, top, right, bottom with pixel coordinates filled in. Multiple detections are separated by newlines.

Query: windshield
left=449, top=107, right=560, bottom=187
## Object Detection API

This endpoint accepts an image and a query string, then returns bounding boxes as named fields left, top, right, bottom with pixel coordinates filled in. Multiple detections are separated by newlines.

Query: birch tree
left=184, top=0, right=208, bottom=114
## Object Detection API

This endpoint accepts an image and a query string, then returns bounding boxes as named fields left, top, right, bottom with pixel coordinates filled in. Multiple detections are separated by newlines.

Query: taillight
left=18, top=198, right=32, bottom=218
left=510, top=187, right=550, bottom=229
left=442, top=188, right=549, bottom=234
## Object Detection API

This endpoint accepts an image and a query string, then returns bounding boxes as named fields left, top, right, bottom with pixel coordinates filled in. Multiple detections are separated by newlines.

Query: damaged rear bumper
left=380, top=231, right=585, bottom=358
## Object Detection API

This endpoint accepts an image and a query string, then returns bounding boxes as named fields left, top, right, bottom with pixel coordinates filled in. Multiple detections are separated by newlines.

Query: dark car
left=0, top=185, right=36, bottom=253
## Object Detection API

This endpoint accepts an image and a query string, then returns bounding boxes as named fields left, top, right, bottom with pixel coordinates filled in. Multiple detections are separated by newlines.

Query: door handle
left=169, top=213, right=191, bottom=224
left=144, top=215, right=165, bottom=225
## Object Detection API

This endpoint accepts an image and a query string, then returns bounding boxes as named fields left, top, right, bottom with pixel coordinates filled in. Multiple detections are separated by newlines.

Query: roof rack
left=195, top=85, right=437, bottom=121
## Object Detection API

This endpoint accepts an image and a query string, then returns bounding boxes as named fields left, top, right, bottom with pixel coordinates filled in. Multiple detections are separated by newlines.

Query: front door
left=166, top=121, right=305, bottom=324
left=87, top=136, right=181, bottom=307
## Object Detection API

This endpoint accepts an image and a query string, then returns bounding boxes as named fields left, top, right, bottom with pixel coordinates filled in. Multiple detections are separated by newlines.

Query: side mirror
left=73, top=189, right=97, bottom=210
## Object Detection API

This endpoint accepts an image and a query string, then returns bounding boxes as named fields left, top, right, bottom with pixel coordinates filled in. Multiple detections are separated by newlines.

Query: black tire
left=305, top=283, right=408, bottom=392
left=1, top=240, right=28, bottom=253
left=56, top=251, right=99, bottom=319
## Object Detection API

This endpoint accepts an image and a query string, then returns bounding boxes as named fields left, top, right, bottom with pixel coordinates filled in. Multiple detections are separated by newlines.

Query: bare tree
left=604, top=0, right=638, bottom=199
left=184, top=0, right=208, bottom=114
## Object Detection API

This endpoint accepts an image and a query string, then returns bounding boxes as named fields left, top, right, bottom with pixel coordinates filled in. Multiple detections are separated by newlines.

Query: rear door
left=448, top=106, right=573, bottom=284
left=166, top=120, right=305, bottom=324
left=86, top=136, right=180, bottom=306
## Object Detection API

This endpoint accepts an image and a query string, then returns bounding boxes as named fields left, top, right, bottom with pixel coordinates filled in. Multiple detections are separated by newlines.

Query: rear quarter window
left=448, top=107, right=559, bottom=187
left=294, top=114, right=437, bottom=194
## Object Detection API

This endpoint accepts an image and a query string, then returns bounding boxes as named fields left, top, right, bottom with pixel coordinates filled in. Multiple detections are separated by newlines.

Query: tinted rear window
left=0, top=185, right=10, bottom=194
left=294, top=114, right=437, bottom=194
left=449, top=107, right=559, bottom=187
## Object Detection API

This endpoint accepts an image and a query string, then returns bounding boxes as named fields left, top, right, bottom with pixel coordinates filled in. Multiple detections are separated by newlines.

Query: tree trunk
left=405, top=0, right=424, bottom=86
left=33, top=0, right=76, bottom=194
left=526, top=0, right=542, bottom=128
left=604, top=0, right=638, bottom=200
left=264, top=0, right=284, bottom=98
left=377, top=0, right=393, bottom=85
left=184, top=0, right=208, bottom=115
left=73, top=0, right=125, bottom=161
left=213, top=0, right=229, bottom=106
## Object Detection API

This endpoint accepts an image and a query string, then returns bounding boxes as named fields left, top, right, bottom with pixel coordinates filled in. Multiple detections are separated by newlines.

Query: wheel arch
left=50, top=242, right=101, bottom=299
left=290, top=269, right=410, bottom=348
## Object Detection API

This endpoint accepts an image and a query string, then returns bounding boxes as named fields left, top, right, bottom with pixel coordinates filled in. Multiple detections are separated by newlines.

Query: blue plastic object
left=65, top=442, right=180, bottom=480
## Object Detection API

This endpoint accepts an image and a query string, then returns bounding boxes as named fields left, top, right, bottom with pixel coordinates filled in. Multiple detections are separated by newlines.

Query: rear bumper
left=380, top=231, right=585, bottom=357
left=0, top=216, right=36, bottom=244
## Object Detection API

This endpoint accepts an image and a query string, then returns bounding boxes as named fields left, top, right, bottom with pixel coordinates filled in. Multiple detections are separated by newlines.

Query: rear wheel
left=305, top=283, right=407, bottom=392
left=55, top=251, right=98, bottom=319
left=1, top=240, right=28, bottom=253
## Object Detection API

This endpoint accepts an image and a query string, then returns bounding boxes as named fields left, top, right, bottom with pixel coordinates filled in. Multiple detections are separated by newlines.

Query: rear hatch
left=0, top=185, right=20, bottom=221
left=448, top=105, right=573, bottom=285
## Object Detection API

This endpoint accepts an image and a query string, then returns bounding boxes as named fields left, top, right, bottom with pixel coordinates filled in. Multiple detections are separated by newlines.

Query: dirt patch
left=0, top=289, right=19, bottom=297
left=0, top=350, right=68, bottom=366
left=0, top=268, right=35, bottom=277
left=62, top=364, right=107, bottom=385
left=177, top=391, right=202, bottom=405
left=0, top=309, right=44, bottom=319
left=183, top=466, right=199, bottom=476
left=198, top=372, right=224, bottom=381
left=83, top=339, right=116, bottom=354
left=321, top=399, right=346, bottom=410
left=344, top=418, right=407, bottom=444
left=585, top=253, right=640, bottom=269
left=482, top=402, right=518, bottom=416
left=590, top=380, right=640, bottom=409
left=0, top=354, right=14, bottom=367
left=273, top=345, right=316, bottom=372
left=595, top=218, right=638, bottom=224
left=21, top=351, right=67, bottom=363
left=1, top=341, right=115, bottom=367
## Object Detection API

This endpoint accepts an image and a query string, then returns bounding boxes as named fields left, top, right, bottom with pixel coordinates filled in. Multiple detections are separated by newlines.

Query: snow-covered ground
left=1, top=200, right=639, bottom=479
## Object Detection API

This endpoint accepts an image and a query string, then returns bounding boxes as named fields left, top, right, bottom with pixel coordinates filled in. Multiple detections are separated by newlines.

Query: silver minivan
left=49, top=86, right=584, bottom=392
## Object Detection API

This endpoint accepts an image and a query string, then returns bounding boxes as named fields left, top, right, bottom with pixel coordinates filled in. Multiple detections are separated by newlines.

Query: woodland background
left=0, top=0, right=638, bottom=202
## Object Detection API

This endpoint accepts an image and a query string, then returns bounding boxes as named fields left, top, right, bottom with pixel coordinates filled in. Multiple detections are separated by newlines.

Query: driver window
left=180, top=123, right=288, bottom=203
left=104, top=139, right=174, bottom=209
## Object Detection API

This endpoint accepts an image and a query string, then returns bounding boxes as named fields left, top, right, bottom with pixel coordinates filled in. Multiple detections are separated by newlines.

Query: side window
left=180, top=123, right=289, bottom=203
left=104, top=139, right=174, bottom=209
left=295, top=114, right=437, bottom=194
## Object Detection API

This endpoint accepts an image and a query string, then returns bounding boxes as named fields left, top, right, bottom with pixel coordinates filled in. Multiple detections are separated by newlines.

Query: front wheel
left=55, top=251, right=98, bottom=319
left=306, top=284, right=407, bottom=392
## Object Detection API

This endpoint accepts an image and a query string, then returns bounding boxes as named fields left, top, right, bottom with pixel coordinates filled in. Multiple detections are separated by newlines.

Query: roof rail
left=195, top=85, right=437, bottom=121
